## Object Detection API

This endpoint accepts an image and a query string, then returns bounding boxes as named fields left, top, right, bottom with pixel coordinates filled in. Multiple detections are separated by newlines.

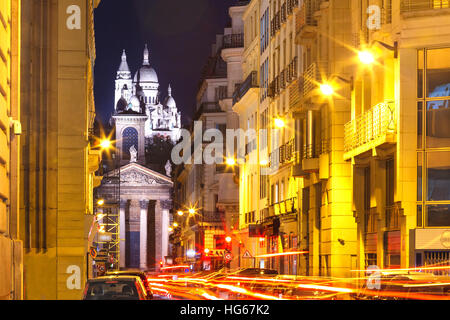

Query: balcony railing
left=303, top=139, right=328, bottom=160
left=287, top=0, right=299, bottom=15
left=195, top=102, right=223, bottom=119
left=233, top=71, right=259, bottom=105
left=267, top=197, right=297, bottom=220
left=344, top=101, right=396, bottom=155
left=269, top=139, right=296, bottom=167
left=401, top=0, right=450, bottom=13
left=223, top=33, right=244, bottom=49
left=296, top=0, right=323, bottom=35
left=365, top=208, right=378, bottom=234
left=281, top=3, right=287, bottom=23
left=271, top=11, right=281, bottom=37
left=201, top=211, right=225, bottom=223
left=386, top=202, right=403, bottom=231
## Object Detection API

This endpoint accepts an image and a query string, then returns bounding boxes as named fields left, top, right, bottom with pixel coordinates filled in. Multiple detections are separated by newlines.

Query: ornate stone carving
left=160, top=199, right=172, bottom=210
left=140, top=199, right=149, bottom=209
left=121, top=170, right=158, bottom=185
left=130, top=145, right=137, bottom=163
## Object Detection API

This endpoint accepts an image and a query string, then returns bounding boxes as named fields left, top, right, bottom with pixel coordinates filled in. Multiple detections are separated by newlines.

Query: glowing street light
left=225, top=236, right=232, bottom=243
left=97, top=199, right=105, bottom=206
left=173, top=222, right=178, bottom=227
left=188, top=207, right=196, bottom=215
left=226, top=157, right=236, bottom=166
left=168, top=227, right=173, bottom=232
left=259, top=159, right=268, bottom=166
left=100, top=139, right=112, bottom=150
left=274, top=118, right=285, bottom=129
left=320, top=83, right=335, bottom=96
left=177, top=210, right=184, bottom=216
left=204, top=248, right=210, bottom=254
left=358, top=50, right=375, bottom=65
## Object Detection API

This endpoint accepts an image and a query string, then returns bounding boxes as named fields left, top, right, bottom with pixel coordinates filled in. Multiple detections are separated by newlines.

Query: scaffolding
left=96, top=153, right=121, bottom=271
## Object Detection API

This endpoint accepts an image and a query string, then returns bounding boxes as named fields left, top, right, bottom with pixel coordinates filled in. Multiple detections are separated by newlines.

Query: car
left=232, top=268, right=279, bottom=276
left=354, top=271, right=450, bottom=300
left=83, top=276, right=151, bottom=300
left=106, top=270, right=153, bottom=299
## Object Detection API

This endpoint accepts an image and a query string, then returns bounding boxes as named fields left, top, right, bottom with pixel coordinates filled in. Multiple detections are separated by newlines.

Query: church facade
left=96, top=45, right=180, bottom=271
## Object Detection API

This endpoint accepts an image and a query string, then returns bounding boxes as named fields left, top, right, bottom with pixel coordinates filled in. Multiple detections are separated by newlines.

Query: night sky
left=94, top=0, right=240, bottom=127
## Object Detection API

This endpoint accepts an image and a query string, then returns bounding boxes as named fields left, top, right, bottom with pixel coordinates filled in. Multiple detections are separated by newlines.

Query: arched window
left=122, top=127, right=139, bottom=160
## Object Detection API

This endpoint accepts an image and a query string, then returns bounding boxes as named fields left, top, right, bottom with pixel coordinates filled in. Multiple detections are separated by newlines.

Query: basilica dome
left=134, top=65, right=158, bottom=84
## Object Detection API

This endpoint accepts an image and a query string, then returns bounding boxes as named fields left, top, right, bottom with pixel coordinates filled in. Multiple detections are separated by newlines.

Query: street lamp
left=188, top=207, right=196, bottom=215
left=226, top=157, right=236, bottom=166
left=274, top=118, right=285, bottom=129
left=358, top=50, right=376, bottom=65
left=320, top=74, right=353, bottom=97
left=97, top=199, right=105, bottom=206
left=225, top=236, right=232, bottom=243
left=100, top=138, right=112, bottom=150
left=177, top=210, right=184, bottom=216
left=173, top=222, right=178, bottom=227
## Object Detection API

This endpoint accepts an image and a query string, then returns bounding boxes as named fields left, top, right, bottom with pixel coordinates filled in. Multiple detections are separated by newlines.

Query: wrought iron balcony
left=295, top=0, right=323, bottom=41
left=194, top=102, right=223, bottom=119
left=223, top=33, right=244, bottom=49
left=269, top=139, right=296, bottom=168
left=287, top=0, right=299, bottom=15
left=233, top=71, right=259, bottom=105
left=267, top=197, right=297, bottom=221
left=386, top=202, right=403, bottom=231
left=365, top=208, right=378, bottom=234
left=344, top=101, right=396, bottom=160
left=271, top=11, right=281, bottom=37
left=401, top=0, right=450, bottom=13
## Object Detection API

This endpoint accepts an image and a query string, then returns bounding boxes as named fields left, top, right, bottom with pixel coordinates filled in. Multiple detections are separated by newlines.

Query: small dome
left=164, top=96, right=176, bottom=108
left=130, top=95, right=141, bottom=108
left=134, top=66, right=158, bottom=83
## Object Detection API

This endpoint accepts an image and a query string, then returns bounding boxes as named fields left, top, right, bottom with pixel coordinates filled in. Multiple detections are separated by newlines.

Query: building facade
left=19, top=0, right=102, bottom=299
left=171, top=3, right=245, bottom=271
left=0, top=0, right=23, bottom=300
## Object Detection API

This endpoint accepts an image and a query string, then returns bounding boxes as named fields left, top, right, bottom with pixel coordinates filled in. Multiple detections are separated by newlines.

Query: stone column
left=160, top=200, right=172, bottom=262
left=140, top=199, right=149, bottom=270
left=154, top=200, right=162, bottom=265
left=119, top=199, right=127, bottom=268
left=129, top=199, right=141, bottom=268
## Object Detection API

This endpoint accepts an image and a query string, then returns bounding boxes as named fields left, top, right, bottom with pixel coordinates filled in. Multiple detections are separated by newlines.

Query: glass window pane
left=426, top=204, right=450, bottom=227
left=418, top=102, right=423, bottom=149
left=426, top=100, right=450, bottom=148
left=417, top=205, right=422, bottom=227
left=417, top=153, right=422, bottom=201
left=418, top=49, right=423, bottom=99
left=427, top=151, right=450, bottom=201
left=426, top=48, right=450, bottom=98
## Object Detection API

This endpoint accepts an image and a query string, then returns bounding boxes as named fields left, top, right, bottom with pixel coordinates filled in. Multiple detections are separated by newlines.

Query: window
left=122, top=127, right=139, bottom=160
left=417, top=48, right=450, bottom=227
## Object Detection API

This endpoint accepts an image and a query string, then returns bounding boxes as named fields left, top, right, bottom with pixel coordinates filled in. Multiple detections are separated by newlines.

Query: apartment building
left=171, top=2, right=245, bottom=271
left=19, top=0, right=102, bottom=299
left=345, top=0, right=450, bottom=272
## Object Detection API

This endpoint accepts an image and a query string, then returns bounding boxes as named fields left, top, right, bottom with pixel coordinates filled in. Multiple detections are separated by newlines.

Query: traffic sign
left=224, top=253, right=233, bottom=261
left=89, top=247, right=97, bottom=259
left=242, top=250, right=252, bottom=258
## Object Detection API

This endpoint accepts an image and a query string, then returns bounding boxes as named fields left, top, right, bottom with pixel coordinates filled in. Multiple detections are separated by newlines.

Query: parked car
left=106, top=270, right=153, bottom=299
left=232, top=268, right=279, bottom=276
left=83, top=276, right=151, bottom=300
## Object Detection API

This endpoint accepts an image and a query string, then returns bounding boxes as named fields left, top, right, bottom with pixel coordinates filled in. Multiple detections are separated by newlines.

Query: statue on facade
left=130, top=145, right=137, bottom=163
left=165, top=160, right=172, bottom=177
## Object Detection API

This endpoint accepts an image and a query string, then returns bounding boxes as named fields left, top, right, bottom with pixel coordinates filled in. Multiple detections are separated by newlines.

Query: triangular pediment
left=105, top=162, right=173, bottom=186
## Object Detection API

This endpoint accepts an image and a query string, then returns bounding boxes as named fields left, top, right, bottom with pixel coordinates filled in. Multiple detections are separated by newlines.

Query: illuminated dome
left=163, top=84, right=176, bottom=108
left=133, top=44, right=158, bottom=84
